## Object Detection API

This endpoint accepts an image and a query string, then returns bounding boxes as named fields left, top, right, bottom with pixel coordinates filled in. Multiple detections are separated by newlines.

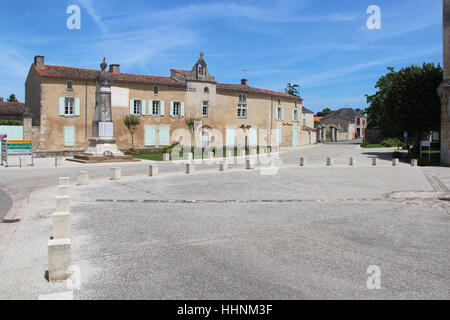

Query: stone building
left=24, top=54, right=304, bottom=153
left=318, top=108, right=366, bottom=142
left=0, top=101, right=25, bottom=121
left=300, top=107, right=317, bottom=145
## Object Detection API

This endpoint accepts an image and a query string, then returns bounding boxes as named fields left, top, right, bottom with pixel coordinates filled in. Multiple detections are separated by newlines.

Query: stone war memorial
left=70, top=58, right=137, bottom=163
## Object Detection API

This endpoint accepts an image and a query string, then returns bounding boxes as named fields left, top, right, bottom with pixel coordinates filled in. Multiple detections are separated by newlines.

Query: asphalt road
left=0, top=142, right=448, bottom=299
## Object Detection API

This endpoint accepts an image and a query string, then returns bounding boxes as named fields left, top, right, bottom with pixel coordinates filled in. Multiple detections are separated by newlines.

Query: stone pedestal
left=186, top=163, right=195, bottom=174
left=239, top=149, right=246, bottom=157
left=149, top=165, right=159, bottom=177
left=48, top=239, right=72, bottom=281
left=226, top=150, right=232, bottom=158
left=53, top=212, right=71, bottom=240
left=250, top=148, right=257, bottom=156
left=411, top=159, right=418, bottom=167
left=300, top=157, right=307, bottom=167
left=20, top=158, right=27, bottom=168
left=219, top=162, right=228, bottom=171
left=55, top=157, right=63, bottom=167
left=77, top=171, right=89, bottom=185
left=111, top=167, right=121, bottom=180
left=163, top=153, right=170, bottom=161
left=392, top=158, right=399, bottom=166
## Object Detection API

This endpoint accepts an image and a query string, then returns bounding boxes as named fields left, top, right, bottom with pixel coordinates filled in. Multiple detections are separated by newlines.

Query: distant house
left=300, top=107, right=317, bottom=145
left=0, top=101, right=25, bottom=121
left=318, top=108, right=367, bottom=142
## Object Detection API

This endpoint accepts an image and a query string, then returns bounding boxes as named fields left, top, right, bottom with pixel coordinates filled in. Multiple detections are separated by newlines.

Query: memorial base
left=68, top=137, right=139, bottom=164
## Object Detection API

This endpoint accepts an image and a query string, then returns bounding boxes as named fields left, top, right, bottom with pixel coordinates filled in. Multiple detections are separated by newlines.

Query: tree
left=285, top=83, right=300, bottom=97
left=7, top=94, right=18, bottom=102
left=365, top=63, right=442, bottom=153
left=316, top=108, right=333, bottom=117
left=123, top=115, right=141, bottom=151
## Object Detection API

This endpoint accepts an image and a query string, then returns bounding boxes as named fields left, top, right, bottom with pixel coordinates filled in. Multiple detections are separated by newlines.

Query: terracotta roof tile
left=216, top=83, right=302, bottom=100
left=0, top=101, right=25, bottom=115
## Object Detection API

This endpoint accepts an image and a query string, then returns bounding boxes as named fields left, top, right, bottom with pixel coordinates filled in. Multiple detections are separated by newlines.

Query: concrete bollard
left=326, top=157, right=333, bottom=167
left=372, top=158, right=377, bottom=166
left=163, top=153, right=170, bottom=161
left=58, top=185, right=70, bottom=197
left=48, top=238, right=72, bottom=281
left=300, top=157, right=307, bottom=167
left=111, top=167, right=121, bottom=180
left=186, top=163, right=195, bottom=174
left=56, top=196, right=70, bottom=213
left=55, top=157, right=63, bottom=167
left=149, top=165, right=159, bottom=177
left=185, top=152, right=193, bottom=161
left=52, top=212, right=71, bottom=240
left=392, top=158, right=399, bottom=166
left=59, top=177, right=70, bottom=186
left=349, top=157, right=356, bottom=166
left=20, top=158, right=27, bottom=168
left=246, top=159, right=255, bottom=170
left=219, top=162, right=228, bottom=171
left=77, top=171, right=89, bottom=186
left=411, top=159, right=418, bottom=167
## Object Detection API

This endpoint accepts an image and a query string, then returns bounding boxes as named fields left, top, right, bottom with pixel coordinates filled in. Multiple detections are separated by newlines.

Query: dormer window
left=67, top=81, right=73, bottom=91
left=239, top=94, right=246, bottom=102
left=295, top=101, right=298, bottom=108
left=153, top=86, right=158, bottom=95
left=278, top=99, right=281, bottom=105
left=204, top=87, right=209, bottom=94
left=198, top=64, right=203, bottom=75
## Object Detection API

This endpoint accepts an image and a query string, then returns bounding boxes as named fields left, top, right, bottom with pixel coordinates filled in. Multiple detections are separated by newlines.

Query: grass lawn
left=361, top=143, right=383, bottom=148
left=131, top=147, right=260, bottom=161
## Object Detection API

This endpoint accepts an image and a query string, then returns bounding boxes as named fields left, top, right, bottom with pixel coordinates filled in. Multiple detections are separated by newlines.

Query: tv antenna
left=241, top=69, right=251, bottom=77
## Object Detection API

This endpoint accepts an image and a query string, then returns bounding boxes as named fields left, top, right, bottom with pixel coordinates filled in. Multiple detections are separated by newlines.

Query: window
left=204, top=87, right=209, bottom=94
left=237, top=103, right=247, bottom=118
left=134, top=99, right=142, bottom=115
left=203, top=101, right=209, bottom=117
left=293, top=110, right=299, bottom=122
left=239, top=94, right=246, bottom=102
left=173, top=101, right=181, bottom=117
left=295, top=101, right=298, bottom=108
left=65, top=98, right=75, bottom=115
left=152, top=100, right=160, bottom=115
left=303, top=118, right=307, bottom=126
left=198, top=64, right=203, bottom=75
left=278, top=99, right=281, bottom=105
left=67, top=81, right=73, bottom=90
left=154, top=86, right=159, bottom=95
left=277, top=107, right=282, bottom=120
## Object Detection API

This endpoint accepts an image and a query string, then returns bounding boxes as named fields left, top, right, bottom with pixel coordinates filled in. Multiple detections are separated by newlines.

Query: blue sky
left=0, top=0, right=443, bottom=113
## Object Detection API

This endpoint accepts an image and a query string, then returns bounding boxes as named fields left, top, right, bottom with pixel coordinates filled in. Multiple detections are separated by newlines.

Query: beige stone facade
left=24, top=55, right=304, bottom=152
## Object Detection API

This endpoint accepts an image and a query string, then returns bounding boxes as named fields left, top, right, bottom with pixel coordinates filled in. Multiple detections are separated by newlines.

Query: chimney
left=241, top=79, right=248, bottom=85
left=34, top=56, right=45, bottom=68
left=109, top=64, right=120, bottom=74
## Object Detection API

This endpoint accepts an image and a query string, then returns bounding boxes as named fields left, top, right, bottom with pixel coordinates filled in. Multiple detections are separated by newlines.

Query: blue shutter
left=59, top=97, right=65, bottom=116
left=159, top=126, right=170, bottom=146
left=281, top=108, right=284, bottom=121
left=181, top=102, right=185, bottom=117
left=145, top=126, right=156, bottom=146
left=160, top=101, right=165, bottom=116
left=142, top=100, right=146, bottom=115
left=275, top=108, right=278, bottom=120
left=170, top=101, right=174, bottom=117
left=130, top=99, right=134, bottom=114
left=249, top=128, right=257, bottom=146
left=148, top=100, right=153, bottom=116
left=75, top=98, right=81, bottom=116
left=292, top=110, right=295, bottom=121
left=64, top=126, right=75, bottom=146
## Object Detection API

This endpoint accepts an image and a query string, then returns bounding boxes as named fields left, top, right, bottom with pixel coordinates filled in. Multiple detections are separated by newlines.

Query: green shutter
left=130, top=99, right=134, bottom=114
left=64, top=126, right=75, bottom=146
left=59, top=97, right=65, bottom=116
left=181, top=102, right=185, bottom=117
left=160, top=101, right=165, bottom=116
left=75, top=98, right=81, bottom=116
left=142, top=100, right=146, bottom=115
